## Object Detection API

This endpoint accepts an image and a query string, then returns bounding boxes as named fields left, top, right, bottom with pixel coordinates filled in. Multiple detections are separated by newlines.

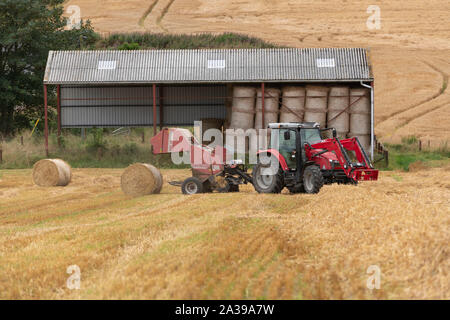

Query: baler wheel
left=181, top=177, right=204, bottom=195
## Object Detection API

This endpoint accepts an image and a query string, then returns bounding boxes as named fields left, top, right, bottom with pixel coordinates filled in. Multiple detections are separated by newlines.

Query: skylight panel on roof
left=98, top=61, right=117, bottom=70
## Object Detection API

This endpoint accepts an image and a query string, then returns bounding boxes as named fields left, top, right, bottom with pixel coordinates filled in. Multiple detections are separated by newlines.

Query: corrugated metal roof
left=44, top=48, right=373, bottom=84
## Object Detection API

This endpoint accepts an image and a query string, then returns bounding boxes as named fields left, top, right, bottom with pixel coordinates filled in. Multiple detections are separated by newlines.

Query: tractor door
left=277, top=129, right=297, bottom=170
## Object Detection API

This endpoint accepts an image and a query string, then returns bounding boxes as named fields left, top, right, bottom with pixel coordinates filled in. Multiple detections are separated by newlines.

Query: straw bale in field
left=121, top=163, right=163, bottom=196
left=32, top=159, right=72, bottom=187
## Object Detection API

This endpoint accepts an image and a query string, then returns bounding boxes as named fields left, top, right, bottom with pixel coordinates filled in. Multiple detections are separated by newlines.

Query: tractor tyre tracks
left=138, top=0, right=159, bottom=27
left=157, top=0, right=176, bottom=32
left=139, top=0, right=176, bottom=32
left=377, top=59, right=450, bottom=138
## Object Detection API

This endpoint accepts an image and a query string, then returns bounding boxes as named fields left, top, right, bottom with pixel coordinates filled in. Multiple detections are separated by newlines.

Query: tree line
left=0, top=0, right=97, bottom=137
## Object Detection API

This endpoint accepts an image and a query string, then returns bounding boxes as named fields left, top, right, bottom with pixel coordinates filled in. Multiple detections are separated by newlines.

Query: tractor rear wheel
left=302, top=166, right=324, bottom=194
left=181, top=177, right=204, bottom=195
left=252, top=161, right=284, bottom=194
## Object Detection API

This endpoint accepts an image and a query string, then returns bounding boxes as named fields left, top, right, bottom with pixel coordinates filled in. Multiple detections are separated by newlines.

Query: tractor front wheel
left=302, top=166, right=324, bottom=194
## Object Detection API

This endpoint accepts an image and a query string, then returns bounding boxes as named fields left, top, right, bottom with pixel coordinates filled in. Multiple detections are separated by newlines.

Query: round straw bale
left=121, top=163, right=163, bottom=196
left=32, top=159, right=72, bottom=187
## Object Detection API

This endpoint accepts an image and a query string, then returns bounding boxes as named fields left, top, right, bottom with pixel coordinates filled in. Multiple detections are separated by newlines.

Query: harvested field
left=64, top=0, right=450, bottom=147
left=0, top=168, right=448, bottom=299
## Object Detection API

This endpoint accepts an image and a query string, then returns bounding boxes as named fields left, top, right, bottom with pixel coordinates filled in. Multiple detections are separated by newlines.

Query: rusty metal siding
left=45, top=48, right=373, bottom=85
left=60, top=85, right=226, bottom=127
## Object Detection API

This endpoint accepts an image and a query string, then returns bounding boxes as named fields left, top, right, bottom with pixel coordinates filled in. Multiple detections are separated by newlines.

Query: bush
left=401, top=135, right=418, bottom=145
left=97, top=32, right=278, bottom=50
left=121, top=142, right=139, bottom=155
left=50, top=133, right=67, bottom=150
left=118, top=42, right=141, bottom=50
left=86, top=128, right=108, bottom=153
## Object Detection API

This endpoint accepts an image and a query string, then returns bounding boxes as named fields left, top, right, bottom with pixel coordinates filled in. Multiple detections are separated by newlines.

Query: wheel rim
left=304, top=170, right=313, bottom=191
left=256, top=167, right=274, bottom=189
left=185, top=182, right=198, bottom=194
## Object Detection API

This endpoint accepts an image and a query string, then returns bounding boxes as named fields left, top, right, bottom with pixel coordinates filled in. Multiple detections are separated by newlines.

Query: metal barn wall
left=60, top=85, right=227, bottom=127
left=161, top=85, right=226, bottom=125
left=61, top=86, right=159, bottom=127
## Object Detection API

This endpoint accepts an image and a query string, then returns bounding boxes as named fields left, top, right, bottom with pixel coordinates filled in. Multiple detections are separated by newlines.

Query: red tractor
left=150, top=122, right=378, bottom=195
left=252, top=122, right=378, bottom=194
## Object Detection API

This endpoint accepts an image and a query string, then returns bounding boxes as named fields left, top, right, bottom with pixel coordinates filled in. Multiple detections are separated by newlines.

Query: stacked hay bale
left=349, top=88, right=371, bottom=152
left=229, top=86, right=256, bottom=130
left=327, top=86, right=350, bottom=139
left=121, top=163, right=163, bottom=196
left=228, top=86, right=256, bottom=154
left=304, top=86, right=329, bottom=128
left=254, top=88, right=280, bottom=129
left=32, top=159, right=72, bottom=187
left=280, top=86, right=305, bottom=123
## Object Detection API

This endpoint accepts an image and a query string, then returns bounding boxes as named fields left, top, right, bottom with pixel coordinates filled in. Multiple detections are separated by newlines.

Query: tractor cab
left=268, top=122, right=326, bottom=172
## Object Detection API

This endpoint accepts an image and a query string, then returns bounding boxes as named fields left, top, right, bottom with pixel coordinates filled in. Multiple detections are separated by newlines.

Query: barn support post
left=44, top=84, right=49, bottom=157
left=361, top=81, right=374, bottom=162
left=370, top=81, right=375, bottom=162
left=159, top=85, right=164, bottom=130
left=261, top=82, right=265, bottom=129
left=152, top=83, right=157, bottom=137
left=57, top=85, right=61, bottom=146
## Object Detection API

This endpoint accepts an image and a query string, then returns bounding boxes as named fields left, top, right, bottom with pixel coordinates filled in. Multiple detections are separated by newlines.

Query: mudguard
left=256, top=149, right=289, bottom=171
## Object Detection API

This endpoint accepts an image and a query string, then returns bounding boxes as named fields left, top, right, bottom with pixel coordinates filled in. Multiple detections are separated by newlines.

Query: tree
left=0, top=0, right=98, bottom=136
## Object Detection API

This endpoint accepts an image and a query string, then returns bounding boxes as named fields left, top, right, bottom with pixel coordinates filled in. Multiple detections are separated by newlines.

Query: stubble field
left=0, top=167, right=448, bottom=299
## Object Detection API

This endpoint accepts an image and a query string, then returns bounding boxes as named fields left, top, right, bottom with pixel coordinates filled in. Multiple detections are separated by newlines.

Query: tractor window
left=279, top=129, right=296, bottom=149
left=278, top=129, right=297, bottom=168
left=301, top=129, right=322, bottom=145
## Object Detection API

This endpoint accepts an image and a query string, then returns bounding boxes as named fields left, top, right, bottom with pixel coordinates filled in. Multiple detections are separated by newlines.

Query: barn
left=43, top=48, right=374, bottom=158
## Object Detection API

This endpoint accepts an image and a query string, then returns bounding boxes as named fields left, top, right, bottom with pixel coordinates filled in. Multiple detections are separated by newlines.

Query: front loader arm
left=339, top=137, right=372, bottom=169
left=307, top=138, right=378, bottom=181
